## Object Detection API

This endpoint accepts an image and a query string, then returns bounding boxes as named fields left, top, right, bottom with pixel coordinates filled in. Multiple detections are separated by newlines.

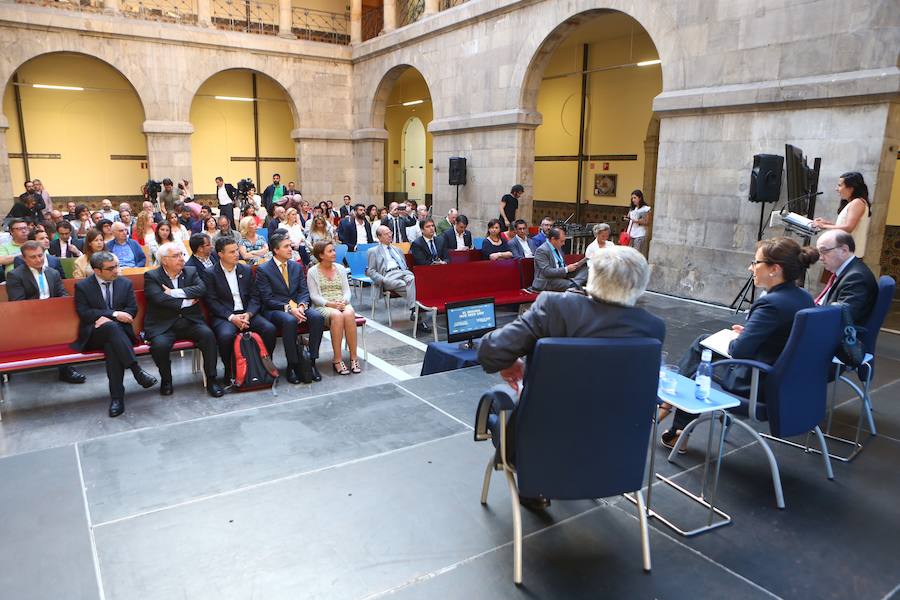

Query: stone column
left=142, top=120, right=194, bottom=185
left=278, top=0, right=293, bottom=38
left=352, top=128, right=389, bottom=206
left=382, top=0, right=396, bottom=33
left=349, top=0, right=361, bottom=44
left=196, top=0, right=211, bottom=26
left=291, top=128, right=354, bottom=205
left=428, top=110, right=541, bottom=233
left=423, top=0, right=438, bottom=15
left=0, top=115, right=13, bottom=218
left=104, top=0, right=121, bottom=14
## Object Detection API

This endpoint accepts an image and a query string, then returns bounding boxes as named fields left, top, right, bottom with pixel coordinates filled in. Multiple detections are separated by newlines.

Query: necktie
left=428, top=239, right=436, bottom=259
left=279, top=261, right=290, bottom=287
left=554, top=248, right=564, bottom=268
left=103, top=281, right=113, bottom=308
left=815, top=272, right=836, bottom=305
left=394, top=218, right=401, bottom=241
left=38, top=271, right=48, bottom=296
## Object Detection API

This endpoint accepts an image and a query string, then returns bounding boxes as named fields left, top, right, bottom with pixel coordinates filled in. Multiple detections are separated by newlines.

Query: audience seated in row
left=366, top=225, right=430, bottom=333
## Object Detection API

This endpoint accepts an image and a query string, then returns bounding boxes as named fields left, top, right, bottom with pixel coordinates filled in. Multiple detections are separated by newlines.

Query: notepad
left=700, top=328, right=739, bottom=358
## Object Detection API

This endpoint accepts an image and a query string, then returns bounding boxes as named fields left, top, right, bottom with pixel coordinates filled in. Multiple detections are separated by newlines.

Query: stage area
left=1, top=293, right=898, bottom=599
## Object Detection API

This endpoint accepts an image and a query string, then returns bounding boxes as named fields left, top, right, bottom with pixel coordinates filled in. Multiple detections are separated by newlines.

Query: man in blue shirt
left=106, top=222, right=146, bottom=268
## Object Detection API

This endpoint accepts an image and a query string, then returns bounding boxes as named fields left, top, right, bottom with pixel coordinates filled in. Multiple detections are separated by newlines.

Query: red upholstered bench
left=447, top=250, right=483, bottom=264
left=412, top=259, right=538, bottom=341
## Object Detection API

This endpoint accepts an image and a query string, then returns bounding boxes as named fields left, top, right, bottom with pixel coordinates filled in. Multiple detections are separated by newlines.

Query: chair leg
left=504, top=469, right=523, bottom=585
left=480, top=456, right=494, bottom=504
left=634, top=489, right=652, bottom=572
left=384, top=294, right=392, bottom=326
left=862, top=364, right=877, bottom=436
left=413, top=306, right=419, bottom=337
left=727, top=418, right=785, bottom=509
left=431, top=310, right=438, bottom=342
left=812, top=425, right=835, bottom=480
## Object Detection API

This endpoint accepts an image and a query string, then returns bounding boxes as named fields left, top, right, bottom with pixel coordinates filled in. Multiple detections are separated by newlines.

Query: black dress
left=500, top=193, right=518, bottom=229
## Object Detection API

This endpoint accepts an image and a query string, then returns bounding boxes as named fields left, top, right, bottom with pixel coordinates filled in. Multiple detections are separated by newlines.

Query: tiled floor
left=1, top=292, right=898, bottom=599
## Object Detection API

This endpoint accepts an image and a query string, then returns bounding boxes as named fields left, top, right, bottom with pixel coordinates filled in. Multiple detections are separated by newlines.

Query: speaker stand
left=454, top=184, right=460, bottom=212
left=729, top=201, right=769, bottom=314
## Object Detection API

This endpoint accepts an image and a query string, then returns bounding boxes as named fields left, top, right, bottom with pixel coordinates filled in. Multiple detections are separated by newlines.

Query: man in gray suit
left=508, top=219, right=538, bottom=259
left=366, top=225, right=429, bottom=332
left=532, top=227, right=588, bottom=291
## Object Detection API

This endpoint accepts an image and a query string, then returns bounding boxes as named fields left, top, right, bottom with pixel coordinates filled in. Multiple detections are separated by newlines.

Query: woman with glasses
left=660, top=237, right=819, bottom=451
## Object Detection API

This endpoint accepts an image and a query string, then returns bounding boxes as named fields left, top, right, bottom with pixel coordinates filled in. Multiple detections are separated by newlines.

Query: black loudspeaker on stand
left=449, top=156, right=466, bottom=211
left=730, top=154, right=784, bottom=313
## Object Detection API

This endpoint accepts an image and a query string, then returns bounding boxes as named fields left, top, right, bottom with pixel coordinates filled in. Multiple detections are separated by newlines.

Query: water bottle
left=695, top=348, right=712, bottom=401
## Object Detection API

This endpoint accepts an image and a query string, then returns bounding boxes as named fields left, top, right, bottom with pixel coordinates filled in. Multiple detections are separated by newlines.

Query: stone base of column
left=351, top=128, right=389, bottom=207
left=292, top=128, right=354, bottom=205
left=143, top=120, right=194, bottom=184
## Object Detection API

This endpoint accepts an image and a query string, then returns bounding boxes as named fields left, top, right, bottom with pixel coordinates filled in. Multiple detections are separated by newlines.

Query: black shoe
left=60, top=366, right=86, bottom=384
left=410, top=309, right=416, bottom=322
left=309, top=364, right=322, bottom=382
left=519, top=495, right=551, bottom=511
left=661, top=429, right=688, bottom=455
left=207, top=380, right=225, bottom=398
left=108, top=398, right=124, bottom=418
left=159, top=380, right=174, bottom=396
left=417, top=320, right=430, bottom=332
left=133, top=369, right=158, bottom=389
left=285, top=364, right=301, bottom=384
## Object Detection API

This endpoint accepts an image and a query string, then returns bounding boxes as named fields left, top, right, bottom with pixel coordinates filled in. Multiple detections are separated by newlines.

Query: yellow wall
left=190, top=70, right=296, bottom=196
left=384, top=68, right=433, bottom=198
left=888, top=157, right=900, bottom=226
left=3, top=53, right=147, bottom=198
left=534, top=24, right=661, bottom=207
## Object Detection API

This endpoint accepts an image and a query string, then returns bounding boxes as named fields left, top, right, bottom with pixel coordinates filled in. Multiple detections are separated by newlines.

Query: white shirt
left=222, top=265, right=244, bottom=312
left=217, top=186, right=232, bottom=205
left=356, top=220, right=369, bottom=246
left=628, top=205, right=651, bottom=238
left=514, top=236, right=534, bottom=258
left=30, top=265, right=50, bottom=299
left=585, top=239, right=614, bottom=260
left=101, top=209, right=119, bottom=222
left=455, top=231, right=467, bottom=249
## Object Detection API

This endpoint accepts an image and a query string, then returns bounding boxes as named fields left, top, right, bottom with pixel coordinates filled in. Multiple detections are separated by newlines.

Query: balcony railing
left=397, top=0, right=423, bottom=27
left=361, top=4, right=382, bottom=41
left=121, top=0, right=198, bottom=22
left=15, top=0, right=105, bottom=12
left=439, top=0, right=466, bottom=9
left=211, top=0, right=278, bottom=34
left=291, top=7, right=349, bottom=44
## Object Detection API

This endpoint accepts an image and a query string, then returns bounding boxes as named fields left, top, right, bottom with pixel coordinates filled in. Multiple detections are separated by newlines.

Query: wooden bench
left=0, top=274, right=146, bottom=303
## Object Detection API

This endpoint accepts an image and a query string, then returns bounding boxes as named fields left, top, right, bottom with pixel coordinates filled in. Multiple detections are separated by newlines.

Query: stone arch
left=2, top=50, right=149, bottom=120
left=184, top=65, right=300, bottom=128
left=368, top=63, right=436, bottom=130
left=513, top=3, right=678, bottom=113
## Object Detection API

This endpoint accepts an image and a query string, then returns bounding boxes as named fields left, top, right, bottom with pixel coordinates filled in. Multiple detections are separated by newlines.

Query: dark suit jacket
left=142, top=266, right=208, bottom=338
left=478, top=291, right=666, bottom=374
left=508, top=235, right=538, bottom=259
left=339, top=205, right=352, bottom=218
left=824, top=257, right=878, bottom=325
left=204, top=262, right=260, bottom=323
left=440, top=228, right=473, bottom=251
left=13, top=253, right=66, bottom=280
left=186, top=252, right=218, bottom=276
left=381, top=215, right=413, bottom=242
left=71, top=276, right=139, bottom=351
left=218, top=184, right=238, bottom=207
left=256, top=259, right=311, bottom=315
left=410, top=235, right=446, bottom=265
left=337, top=217, right=374, bottom=251
left=49, top=238, right=82, bottom=257
left=5, top=263, right=67, bottom=301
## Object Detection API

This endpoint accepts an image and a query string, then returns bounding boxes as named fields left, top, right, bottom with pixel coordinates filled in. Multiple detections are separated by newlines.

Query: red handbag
left=618, top=230, right=632, bottom=246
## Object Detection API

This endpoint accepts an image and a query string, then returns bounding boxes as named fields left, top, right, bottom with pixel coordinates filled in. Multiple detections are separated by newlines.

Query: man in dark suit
left=338, top=195, right=353, bottom=219
left=7, top=241, right=86, bottom=384
left=186, top=233, right=218, bottom=274
left=143, top=242, right=224, bottom=397
left=440, top=214, right=473, bottom=251
left=256, top=233, right=325, bottom=382
left=72, top=251, right=157, bottom=417
left=532, top=228, right=588, bottom=291
left=205, top=236, right=281, bottom=382
left=267, top=206, right=287, bottom=239
left=815, top=230, right=878, bottom=325
left=381, top=202, right=415, bottom=243
left=14, top=230, right=67, bottom=280
left=508, top=219, right=538, bottom=259
left=337, top=204, right=374, bottom=252
left=478, top=245, right=665, bottom=509
left=410, top=218, right=447, bottom=266
left=49, top=221, right=83, bottom=258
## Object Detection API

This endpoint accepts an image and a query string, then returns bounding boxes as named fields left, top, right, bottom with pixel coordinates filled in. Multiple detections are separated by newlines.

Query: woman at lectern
left=813, top=172, right=871, bottom=257
left=660, top=237, right=818, bottom=452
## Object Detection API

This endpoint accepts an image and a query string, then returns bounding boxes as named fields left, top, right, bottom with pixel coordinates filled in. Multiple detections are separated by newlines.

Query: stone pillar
left=196, top=0, right=211, bottom=26
left=382, top=0, right=396, bottom=33
left=352, top=128, right=389, bottom=206
left=428, top=110, right=541, bottom=233
left=423, top=0, right=438, bottom=15
left=142, top=121, right=194, bottom=185
left=349, top=0, right=362, bottom=44
left=104, top=0, right=121, bottom=14
left=278, top=0, right=293, bottom=38
left=0, top=115, right=13, bottom=218
left=291, top=128, right=354, bottom=205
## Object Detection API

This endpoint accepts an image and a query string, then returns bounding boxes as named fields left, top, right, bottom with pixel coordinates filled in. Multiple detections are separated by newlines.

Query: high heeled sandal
left=349, top=360, right=362, bottom=374
left=332, top=361, right=350, bottom=375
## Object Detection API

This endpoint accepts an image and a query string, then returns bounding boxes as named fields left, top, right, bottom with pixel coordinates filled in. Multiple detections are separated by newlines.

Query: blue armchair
left=474, top=337, right=661, bottom=584
left=667, top=307, right=842, bottom=509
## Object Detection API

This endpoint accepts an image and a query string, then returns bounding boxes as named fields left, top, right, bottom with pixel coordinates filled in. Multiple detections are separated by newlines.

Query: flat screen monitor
left=784, top=144, right=810, bottom=215
left=445, top=298, right=497, bottom=344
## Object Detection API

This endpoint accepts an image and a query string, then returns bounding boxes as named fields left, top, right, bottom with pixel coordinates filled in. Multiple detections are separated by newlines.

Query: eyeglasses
left=817, top=246, right=839, bottom=255
left=749, top=260, right=774, bottom=268
left=97, top=265, right=119, bottom=271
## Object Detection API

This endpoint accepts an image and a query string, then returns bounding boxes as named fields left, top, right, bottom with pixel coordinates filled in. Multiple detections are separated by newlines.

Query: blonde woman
left=279, top=207, right=308, bottom=251
left=238, top=215, right=268, bottom=264
left=73, top=229, right=106, bottom=278
left=306, top=216, right=333, bottom=264
left=307, top=241, right=360, bottom=375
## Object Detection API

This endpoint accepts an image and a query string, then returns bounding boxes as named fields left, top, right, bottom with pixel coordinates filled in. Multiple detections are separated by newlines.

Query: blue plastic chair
left=473, top=236, right=485, bottom=250
left=334, top=243, right=348, bottom=266
left=827, top=275, right=896, bottom=459
left=355, top=243, right=378, bottom=255
left=669, top=307, right=842, bottom=509
left=344, top=251, right=372, bottom=304
left=476, top=337, right=661, bottom=583
left=257, top=227, right=269, bottom=241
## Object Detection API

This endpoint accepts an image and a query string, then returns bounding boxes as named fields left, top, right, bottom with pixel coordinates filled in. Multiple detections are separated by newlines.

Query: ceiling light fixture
left=215, top=95, right=255, bottom=102
left=637, top=59, right=661, bottom=67
left=33, top=84, right=84, bottom=91
left=402, top=99, right=425, bottom=106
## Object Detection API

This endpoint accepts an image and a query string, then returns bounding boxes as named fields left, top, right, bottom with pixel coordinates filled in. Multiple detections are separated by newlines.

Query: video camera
left=144, top=179, right=162, bottom=199
left=236, top=178, right=255, bottom=212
